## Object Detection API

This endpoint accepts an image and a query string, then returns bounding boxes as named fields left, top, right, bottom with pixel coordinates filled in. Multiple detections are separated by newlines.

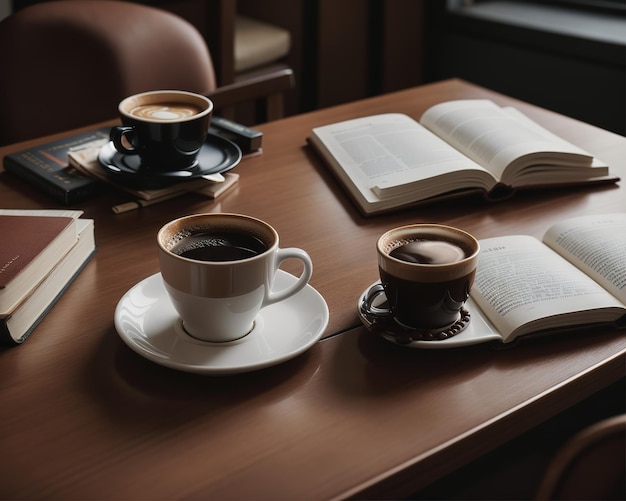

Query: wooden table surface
left=0, top=79, right=624, bottom=499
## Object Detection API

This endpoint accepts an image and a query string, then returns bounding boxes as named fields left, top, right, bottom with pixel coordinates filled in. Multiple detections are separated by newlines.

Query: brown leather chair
left=536, top=413, right=626, bottom=500
left=0, top=0, right=294, bottom=146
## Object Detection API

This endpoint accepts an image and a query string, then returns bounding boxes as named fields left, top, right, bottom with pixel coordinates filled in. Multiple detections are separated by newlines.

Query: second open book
left=405, top=213, right=626, bottom=349
left=308, top=99, right=618, bottom=215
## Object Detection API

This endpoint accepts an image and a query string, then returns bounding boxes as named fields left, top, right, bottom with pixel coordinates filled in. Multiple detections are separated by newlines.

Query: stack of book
left=0, top=209, right=96, bottom=345
left=2, top=118, right=261, bottom=209
left=2, top=129, right=110, bottom=205
left=67, top=144, right=240, bottom=214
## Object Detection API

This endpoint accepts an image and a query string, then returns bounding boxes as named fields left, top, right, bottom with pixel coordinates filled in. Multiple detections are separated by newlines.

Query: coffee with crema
left=111, top=90, right=212, bottom=172
left=170, top=230, right=268, bottom=262
left=364, top=224, right=479, bottom=330
left=129, top=102, right=204, bottom=121
left=388, top=237, right=470, bottom=264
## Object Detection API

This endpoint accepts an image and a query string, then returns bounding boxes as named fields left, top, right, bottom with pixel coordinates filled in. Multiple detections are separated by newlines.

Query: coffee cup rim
left=118, top=90, right=213, bottom=123
left=157, top=213, right=278, bottom=265
left=377, top=223, right=479, bottom=269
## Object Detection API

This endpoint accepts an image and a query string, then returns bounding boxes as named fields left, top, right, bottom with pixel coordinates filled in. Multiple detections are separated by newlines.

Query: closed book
left=0, top=218, right=96, bottom=345
left=3, top=128, right=110, bottom=205
left=0, top=209, right=83, bottom=316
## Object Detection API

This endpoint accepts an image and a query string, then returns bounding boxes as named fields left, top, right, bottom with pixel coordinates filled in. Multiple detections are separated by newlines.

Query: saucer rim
left=357, top=281, right=498, bottom=349
left=114, top=271, right=329, bottom=374
left=98, top=132, right=241, bottom=183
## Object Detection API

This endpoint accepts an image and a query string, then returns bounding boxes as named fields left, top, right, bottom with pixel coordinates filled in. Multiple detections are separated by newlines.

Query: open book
left=308, top=99, right=618, bottom=215
left=389, top=213, right=626, bottom=349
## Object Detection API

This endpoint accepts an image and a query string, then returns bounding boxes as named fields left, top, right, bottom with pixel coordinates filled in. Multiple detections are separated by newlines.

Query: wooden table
left=0, top=79, right=624, bottom=499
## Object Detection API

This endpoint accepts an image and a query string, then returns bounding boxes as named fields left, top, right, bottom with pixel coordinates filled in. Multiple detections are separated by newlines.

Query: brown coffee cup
left=110, top=90, right=212, bottom=172
left=362, top=224, right=479, bottom=330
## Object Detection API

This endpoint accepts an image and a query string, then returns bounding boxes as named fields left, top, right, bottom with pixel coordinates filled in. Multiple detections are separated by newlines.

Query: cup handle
left=360, top=283, right=394, bottom=319
left=264, top=248, right=313, bottom=307
left=110, top=125, right=138, bottom=155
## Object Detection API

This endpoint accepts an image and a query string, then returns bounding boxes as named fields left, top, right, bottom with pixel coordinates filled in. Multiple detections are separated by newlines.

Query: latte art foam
left=129, top=102, right=203, bottom=121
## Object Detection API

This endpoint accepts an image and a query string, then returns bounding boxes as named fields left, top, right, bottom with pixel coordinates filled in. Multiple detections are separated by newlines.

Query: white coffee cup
left=157, top=213, right=313, bottom=342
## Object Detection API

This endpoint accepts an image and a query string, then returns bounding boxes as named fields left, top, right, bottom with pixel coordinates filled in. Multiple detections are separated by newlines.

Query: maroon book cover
left=0, top=215, right=75, bottom=297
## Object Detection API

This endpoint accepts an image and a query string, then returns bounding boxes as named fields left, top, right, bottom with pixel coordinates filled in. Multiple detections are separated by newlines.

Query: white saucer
left=114, top=271, right=329, bottom=374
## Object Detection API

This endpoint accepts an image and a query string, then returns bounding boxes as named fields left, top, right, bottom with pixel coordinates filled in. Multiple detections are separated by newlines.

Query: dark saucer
left=98, top=133, right=242, bottom=189
left=358, top=282, right=471, bottom=345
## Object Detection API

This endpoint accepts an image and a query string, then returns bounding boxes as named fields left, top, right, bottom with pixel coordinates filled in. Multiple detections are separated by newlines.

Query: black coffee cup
left=363, top=224, right=480, bottom=329
left=110, top=90, right=213, bottom=172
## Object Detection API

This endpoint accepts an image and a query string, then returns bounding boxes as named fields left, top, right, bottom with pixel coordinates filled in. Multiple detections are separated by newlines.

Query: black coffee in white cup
left=170, top=229, right=269, bottom=262
left=110, top=90, right=212, bottom=172
left=158, top=213, right=313, bottom=342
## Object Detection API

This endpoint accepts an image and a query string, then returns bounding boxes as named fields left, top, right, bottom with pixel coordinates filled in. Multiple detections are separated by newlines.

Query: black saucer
left=98, top=133, right=242, bottom=188
left=358, top=282, right=471, bottom=345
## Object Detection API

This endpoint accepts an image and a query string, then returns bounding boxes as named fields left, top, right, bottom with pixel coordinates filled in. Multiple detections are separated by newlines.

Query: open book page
left=396, top=295, right=503, bottom=349
left=501, top=108, right=609, bottom=185
left=471, top=235, right=625, bottom=342
left=309, top=113, right=495, bottom=204
left=419, top=100, right=596, bottom=183
left=542, top=213, right=626, bottom=304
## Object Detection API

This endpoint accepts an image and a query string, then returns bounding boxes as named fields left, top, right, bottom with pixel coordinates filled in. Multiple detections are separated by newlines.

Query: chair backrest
left=536, top=414, right=626, bottom=500
left=0, top=0, right=217, bottom=146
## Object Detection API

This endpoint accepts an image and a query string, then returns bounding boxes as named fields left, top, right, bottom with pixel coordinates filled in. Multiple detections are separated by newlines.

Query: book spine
left=2, top=128, right=109, bottom=205
left=3, top=155, right=71, bottom=204
left=0, top=317, right=16, bottom=346
left=0, top=248, right=96, bottom=346
left=3, top=155, right=100, bottom=205
left=209, top=116, right=262, bottom=153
